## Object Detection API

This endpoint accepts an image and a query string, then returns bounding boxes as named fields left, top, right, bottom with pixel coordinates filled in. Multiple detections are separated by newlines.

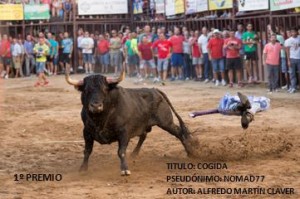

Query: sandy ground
left=0, top=74, right=299, bottom=199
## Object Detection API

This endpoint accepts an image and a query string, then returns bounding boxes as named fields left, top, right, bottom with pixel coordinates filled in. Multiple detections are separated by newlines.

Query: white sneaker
left=288, top=88, right=296, bottom=93
left=248, top=76, right=253, bottom=83
left=185, top=77, right=190, bottom=81
left=221, top=79, right=227, bottom=86
left=204, top=79, right=209, bottom=83
left=281, top=85, right=288, bottom=90
left=4, top=74, right=8, bottom=79
left=153, top=77, right=160, bottom=83
left=1, top=71, right=6, bottom=78
left=267, top=89, right=273, bottom=94
left=215, top=80, right=220, bottom=86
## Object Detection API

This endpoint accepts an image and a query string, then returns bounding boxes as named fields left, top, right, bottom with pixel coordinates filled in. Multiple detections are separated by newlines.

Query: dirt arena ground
left=0, top=74, right=299, bottom=199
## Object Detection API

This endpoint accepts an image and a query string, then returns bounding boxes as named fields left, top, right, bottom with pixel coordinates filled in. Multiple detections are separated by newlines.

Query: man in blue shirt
left=49, top=35, right=59, bottom=75
left=47, top=33, right=59, bottom=75
left=61, top=32, right=73, bottom=73
left=24, top=34, right=35, bottom=76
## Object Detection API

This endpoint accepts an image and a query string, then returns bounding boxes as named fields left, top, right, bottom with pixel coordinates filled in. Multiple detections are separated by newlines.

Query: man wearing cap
left=207, top=29, right=226, bottom=86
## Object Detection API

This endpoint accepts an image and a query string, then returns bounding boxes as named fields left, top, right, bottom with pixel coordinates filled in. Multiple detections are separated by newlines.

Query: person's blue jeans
left=203, top=53, right=210, bottom=79
left=36, top=62, right=46, bottom=74
left=289, top=58, right=300, bottom=89
left=183, top=53, right=191, bottom=79
left=211, top=58, right=225, bottom=73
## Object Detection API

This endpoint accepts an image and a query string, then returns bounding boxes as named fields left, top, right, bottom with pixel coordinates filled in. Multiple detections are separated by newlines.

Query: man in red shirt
left=96, top=34, right=110, bottom=73
left=207, top=29, right=225, bottom=86
left=190, top=30, right=202, bottom=81
left=263, top=33, right=282, bottom=93
left=138, top=35, right=157, bottom=82
left=152, top=33, right=172, bottom=84
left=169, top=27, right=184, bottom=81
left=0, top=34, right=12, bottom=79
left=224, top=30, right=243, bottom=88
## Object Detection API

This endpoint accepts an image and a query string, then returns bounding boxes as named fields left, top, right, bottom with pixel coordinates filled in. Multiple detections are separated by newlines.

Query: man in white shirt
left=80, top=31, right=95, bottom=74
left=77, top=28, right=84, bottom=69
left=285, top=27, right=300, bottom=93
left=198, top=27, right=210, bottom=83
left=12, top=38, right=22, bottom=78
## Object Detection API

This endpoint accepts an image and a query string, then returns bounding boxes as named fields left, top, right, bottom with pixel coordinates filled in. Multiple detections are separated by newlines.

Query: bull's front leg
left=117, top=134, right=130, bottom=176
left=79, top=128, right=94, bottom=172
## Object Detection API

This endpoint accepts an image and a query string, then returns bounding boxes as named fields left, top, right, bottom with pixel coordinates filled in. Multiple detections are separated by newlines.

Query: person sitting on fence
left=63, top=0, right=73, bottom=21
left=51, top=0, right=61, bottom=17
left=189, top=92, right=270, bottom=129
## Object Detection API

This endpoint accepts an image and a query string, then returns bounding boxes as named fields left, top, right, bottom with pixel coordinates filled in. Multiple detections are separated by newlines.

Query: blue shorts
left=128, top=54, right=139, bottom=65
left=83, top=53, right=93, bottom=64
left=53, top=56, right=59, bottom=65
left=36, top=62, right=46, bottom=74
left=211, top=58, right=225, bottom=72
left=99, top=53, right=110, bottom=66
left=281, top=57, right=287, bottom=73
left=157, top=58, right=169, bottom=72
left=171, top=53, right=184, bottom=67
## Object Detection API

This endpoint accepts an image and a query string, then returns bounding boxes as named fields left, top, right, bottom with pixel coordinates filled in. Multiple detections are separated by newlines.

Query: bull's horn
left=65, top=72, right=83, bottom=86
left=106, top=69, right=125, bottom=84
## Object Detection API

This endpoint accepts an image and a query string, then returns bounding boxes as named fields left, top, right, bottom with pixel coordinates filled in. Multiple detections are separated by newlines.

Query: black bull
left=65, top=71, right=196, bottom=176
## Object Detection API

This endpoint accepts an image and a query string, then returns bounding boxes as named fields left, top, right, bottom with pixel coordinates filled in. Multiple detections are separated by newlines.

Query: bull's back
left=111, top=87, right=164, bottom=134
left=117, top=87, right=159, bottom=115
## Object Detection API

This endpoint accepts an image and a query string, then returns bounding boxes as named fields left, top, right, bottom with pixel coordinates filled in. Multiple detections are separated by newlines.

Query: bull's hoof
left=121, top=170, right=131, bottom=176
left=79, top=165, right=88, bottom=172
left=130, top=151, right=139, bottom=158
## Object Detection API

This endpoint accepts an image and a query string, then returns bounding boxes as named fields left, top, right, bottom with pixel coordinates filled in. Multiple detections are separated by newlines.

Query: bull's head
left=65, top=70, right=125, bottom=114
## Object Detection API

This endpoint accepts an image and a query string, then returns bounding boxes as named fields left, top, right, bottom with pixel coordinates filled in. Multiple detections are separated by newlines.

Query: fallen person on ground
left=189, top=92, right=270, bottom=129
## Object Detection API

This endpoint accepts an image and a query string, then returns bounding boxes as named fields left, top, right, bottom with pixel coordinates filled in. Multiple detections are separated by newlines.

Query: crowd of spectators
left=0, top=24, right=299, bottom=93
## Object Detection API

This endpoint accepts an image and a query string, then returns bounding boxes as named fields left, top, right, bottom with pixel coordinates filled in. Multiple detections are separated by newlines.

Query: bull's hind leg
left=79, top=128, right=94, bottom=172
left=131, top=133, right=147, bottom=158
left=157, top=121, right=194, bottom=156
left=118, top=135, right=131, bottom=176
left=157, top=123, right=183, bottom=142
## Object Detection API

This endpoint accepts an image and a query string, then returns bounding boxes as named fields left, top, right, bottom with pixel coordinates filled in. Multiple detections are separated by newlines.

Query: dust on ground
left=0, top=75, right=299, bottom=199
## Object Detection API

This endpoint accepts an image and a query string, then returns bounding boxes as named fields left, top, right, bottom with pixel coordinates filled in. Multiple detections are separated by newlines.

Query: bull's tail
left=156, top=89, right=191, bottom=140
left=156, top=89, right=198, bottom=157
